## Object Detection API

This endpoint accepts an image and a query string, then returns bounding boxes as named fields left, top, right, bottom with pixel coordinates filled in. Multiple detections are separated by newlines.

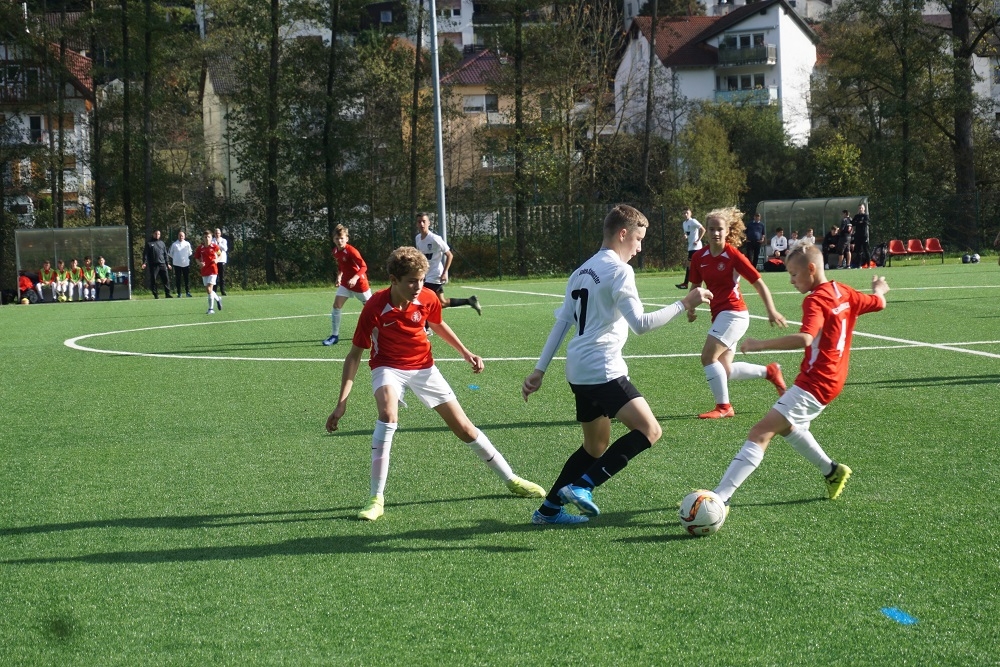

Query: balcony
left=717, top=44, right=776, bottom=67
left=714, top=86, right=778, bottom=105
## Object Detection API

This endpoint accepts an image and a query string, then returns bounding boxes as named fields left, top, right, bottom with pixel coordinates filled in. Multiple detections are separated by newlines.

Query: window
left=380, top=10, right=392, bottom=23
left=717, top=73, right=767, bottom=91
left=722, top=32, right=766, bottom=49
left=754, top=73, right=765, bottom=88
left=463, top=94, right=498, bottom=113
left=29, top=115, right=42, bottom=142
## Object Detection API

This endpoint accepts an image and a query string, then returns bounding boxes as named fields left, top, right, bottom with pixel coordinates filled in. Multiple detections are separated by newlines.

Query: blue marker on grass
left=881, top=607, right=918, bottom=625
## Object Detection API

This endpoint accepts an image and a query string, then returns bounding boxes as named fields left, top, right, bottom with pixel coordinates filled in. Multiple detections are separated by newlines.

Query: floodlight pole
left=427, top=0, right=447, bottom=242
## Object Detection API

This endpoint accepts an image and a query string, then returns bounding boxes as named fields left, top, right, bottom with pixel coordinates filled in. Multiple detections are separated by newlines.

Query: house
left=440, top=48, right=507, bottom=186
left=1, top=40, right=94, bottom=225
left=623, top=0, right=835, bottom=30
left=615, top=0, right=818, bottom=145
left=922, top=15, right=1000, bottom=123
left=202, top=55, right=247, bottom=200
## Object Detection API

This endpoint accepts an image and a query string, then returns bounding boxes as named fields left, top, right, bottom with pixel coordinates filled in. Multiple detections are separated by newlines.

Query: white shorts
left=335, top=285, right=372, bottom=302
left=708, top=310, right=751, bottom=351
left=371, top=365, right=456, bottom=409
left=772, top=384, right=826, bottom=429
left=202, top=274, right=217, bottom=286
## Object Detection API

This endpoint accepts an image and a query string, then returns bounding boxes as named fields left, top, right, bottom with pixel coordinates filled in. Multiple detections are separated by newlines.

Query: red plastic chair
left=924, top=238, right=945, bottom=263
left=906, top=239, right=927, bottom=254
left=886, top=239, right=908, bottom=266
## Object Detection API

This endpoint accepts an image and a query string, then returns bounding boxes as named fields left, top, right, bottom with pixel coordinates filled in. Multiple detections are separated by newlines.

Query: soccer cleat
left=322, top=335, right=339, bottom=346
left=207, top=308, right=215, bottom=314
left=698, top=405, right=735, bottom=419
left=186, top=292, right=193, bottom=298
left=216, top=297, right=222, bottom=311
left=675, top=283, right=688, bottom=290
left=505, top=476, right=545, bottom=498
left=468, top=294, right=482, bottom=315
left=557, top=484, right=600, bottom=517
left=357, top=494, right=384, bottom=521
left=825, top=463, right=852, bottom=500
left=532, top=508, right=588, bottom=525
left=765, top=363, right=787, bottom=395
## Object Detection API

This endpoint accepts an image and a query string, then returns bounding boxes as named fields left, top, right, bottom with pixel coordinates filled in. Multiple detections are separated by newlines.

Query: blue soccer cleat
left=531, top=508, right=588, bottom=525
left=557, top=484, right=600, bottom=517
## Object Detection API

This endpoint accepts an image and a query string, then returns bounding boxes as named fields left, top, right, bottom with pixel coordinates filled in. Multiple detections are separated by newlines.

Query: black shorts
left=424, top=282, right=444, bottom=295
left=569, top=377, right=643, bottom=423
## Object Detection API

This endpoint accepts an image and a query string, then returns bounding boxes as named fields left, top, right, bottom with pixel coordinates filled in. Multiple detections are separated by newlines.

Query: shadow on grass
left=2, top=505, right=677, bottom=566
left=151, top=340, right=325, bottom=354
left=852, top=373, right=1000, bottom=388
left=331, top=420, right=581, bottom=437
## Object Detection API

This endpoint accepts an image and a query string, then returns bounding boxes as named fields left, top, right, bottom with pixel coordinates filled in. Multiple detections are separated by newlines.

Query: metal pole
left=427, top=0, right=447, bottom=242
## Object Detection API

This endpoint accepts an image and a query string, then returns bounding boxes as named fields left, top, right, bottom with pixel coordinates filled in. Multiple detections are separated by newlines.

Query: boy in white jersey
left=415, top=213, right=481, bottom=316
left=676, top=207, right=705, bottom=290
left=522, top=204, right=713, bottom=524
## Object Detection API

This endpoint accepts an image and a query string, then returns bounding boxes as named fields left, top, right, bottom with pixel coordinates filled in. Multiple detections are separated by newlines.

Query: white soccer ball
left=972, top=253, right=980, bottom=263
left=679, top=489, right=728, bottom=536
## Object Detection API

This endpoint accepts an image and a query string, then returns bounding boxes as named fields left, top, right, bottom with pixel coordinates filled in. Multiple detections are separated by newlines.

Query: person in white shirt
left=770, top=228, right=789, bottom=258
left=169, top=230, right=193, bottom=297
left=213, top=228, right=229, bottom=295
left=786, top=230, right=801, bottom=252
left=414, top=213, right=481, bottom=316
left=801, top=228, right=816, bottom=246
left=521, top=204, right=712, bottom=525
left=676, top=207, right=706, bottom=289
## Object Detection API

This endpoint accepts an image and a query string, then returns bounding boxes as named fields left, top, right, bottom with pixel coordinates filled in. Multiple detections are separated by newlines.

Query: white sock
left=370, top=420, right=398, bottom=497
left=730, top=362, right=766, bottom=381
left=704, top=361, right=729, bottom=405
left=783, top=426, right=834, bottom=476
left=331, top=308, right=342, bottom=337
left=208, top=294, right=214, bottom=309
left=465, top=429, right=514, bottom=481
left=714, top=441, right=766, bottom=503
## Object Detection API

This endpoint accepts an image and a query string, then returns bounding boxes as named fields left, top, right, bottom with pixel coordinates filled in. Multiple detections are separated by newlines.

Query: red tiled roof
left=631, top=16, right=720, bottom=68
left=46, top=42, right=93, bottom=98
left=441, top=49, right=502, bottom=86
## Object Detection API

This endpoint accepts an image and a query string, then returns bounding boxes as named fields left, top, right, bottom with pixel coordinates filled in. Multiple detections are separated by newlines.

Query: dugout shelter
left=15, top=226, right=132, bottom=302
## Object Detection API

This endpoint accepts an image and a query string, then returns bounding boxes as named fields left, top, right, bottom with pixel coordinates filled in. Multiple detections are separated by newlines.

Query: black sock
left=542, top=446, right=598, bottom=508
left=448, top=297, right=470, bottom=308
left=579, top=430, right=652, bottom=489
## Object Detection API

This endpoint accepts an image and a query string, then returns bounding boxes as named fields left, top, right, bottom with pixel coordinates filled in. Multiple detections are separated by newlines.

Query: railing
left=714, top=86, right=778, bottom=105
left=717, top=44, right=776, bottom=67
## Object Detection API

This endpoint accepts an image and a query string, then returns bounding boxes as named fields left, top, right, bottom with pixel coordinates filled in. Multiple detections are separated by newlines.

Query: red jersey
left=688, top=244, right=760, bottom=321
left=333, top=244, right=370, bottom=293
left=794, top=281, right=884, bottom=405
left=352, top=287, right=443, bottom=371
left=194, top=244, right=219, bottom=277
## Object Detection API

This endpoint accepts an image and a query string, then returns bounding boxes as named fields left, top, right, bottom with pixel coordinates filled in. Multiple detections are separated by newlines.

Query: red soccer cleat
left=699, top=404, right=735, bottom=419
left=765, top=362, right=787, bottom=396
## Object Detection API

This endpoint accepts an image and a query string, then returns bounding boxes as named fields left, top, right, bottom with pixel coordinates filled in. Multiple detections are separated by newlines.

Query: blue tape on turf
left=881, top=607, right=918, bottom=625
left=468, top=385, right=480, bottom=390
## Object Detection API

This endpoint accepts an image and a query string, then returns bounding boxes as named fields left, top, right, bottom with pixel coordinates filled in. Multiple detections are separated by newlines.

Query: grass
left=2, top=259, right=999, bottom=665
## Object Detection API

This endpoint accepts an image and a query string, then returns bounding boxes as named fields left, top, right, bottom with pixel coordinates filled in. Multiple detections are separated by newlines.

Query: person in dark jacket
left=141, top=230, right=173, bottom=298
left=851, top=204, right=871, bottom=268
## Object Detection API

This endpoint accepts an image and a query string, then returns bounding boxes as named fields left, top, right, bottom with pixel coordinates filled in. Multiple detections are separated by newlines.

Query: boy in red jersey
left=194, top=231, right=223, bottom=314
left=686, top=207, right=788, bottom=419
left=68, top=258, right=85, bottom=302
left=322, top=224, right=372, bottom=346
left=326, top=246, right=544, bottom=521
left=708, top=243, right=888, bottom=520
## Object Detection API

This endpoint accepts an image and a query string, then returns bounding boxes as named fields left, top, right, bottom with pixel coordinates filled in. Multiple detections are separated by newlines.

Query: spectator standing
left=169, top=231, right=194, bottom=297
left=214, top=228, right=229, bottom=296
left=141, top=230, right=173, bottom=298
left=745, top=212, right=766, bottom=268
left=676, top=208, right=706, bottom=289
left=837, top=221, right=854, bottom=269
left=770, top=228, right=788, bottom=258
left=852, top=204, right=871, bottom=268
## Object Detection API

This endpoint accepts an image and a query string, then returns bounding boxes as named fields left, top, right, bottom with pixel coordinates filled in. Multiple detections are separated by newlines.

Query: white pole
left=427, top=0, right=447, bottom=242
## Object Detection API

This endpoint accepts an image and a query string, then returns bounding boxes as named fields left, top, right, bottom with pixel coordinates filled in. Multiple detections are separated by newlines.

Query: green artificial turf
left=1, top=259, right=998, bottom=665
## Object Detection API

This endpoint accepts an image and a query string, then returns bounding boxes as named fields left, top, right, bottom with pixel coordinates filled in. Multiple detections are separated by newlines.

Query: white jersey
left=683, top=218, right=704, bottom=252
left=168, top=240, right=192, bottom=267
left=415, top=231, right=449, bottom=284
left=555, top=249, right=642, bottom=385
left=215, top=236, right=228, bottom=263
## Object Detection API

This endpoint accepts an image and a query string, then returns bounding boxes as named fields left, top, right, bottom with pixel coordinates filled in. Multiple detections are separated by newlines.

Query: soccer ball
left=972, top=253, right=980, bottom=263
left=20, top=298, right=29, bottom=305
left=58, top=295, right=67, bottom=302
left=679, top=489, right=728, bottom=536
left=962, top=254, right=971, bottom=264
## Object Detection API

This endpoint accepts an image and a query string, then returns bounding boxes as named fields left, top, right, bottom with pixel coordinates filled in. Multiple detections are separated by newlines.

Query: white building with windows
left=615, top=0, right=818, bottom=145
